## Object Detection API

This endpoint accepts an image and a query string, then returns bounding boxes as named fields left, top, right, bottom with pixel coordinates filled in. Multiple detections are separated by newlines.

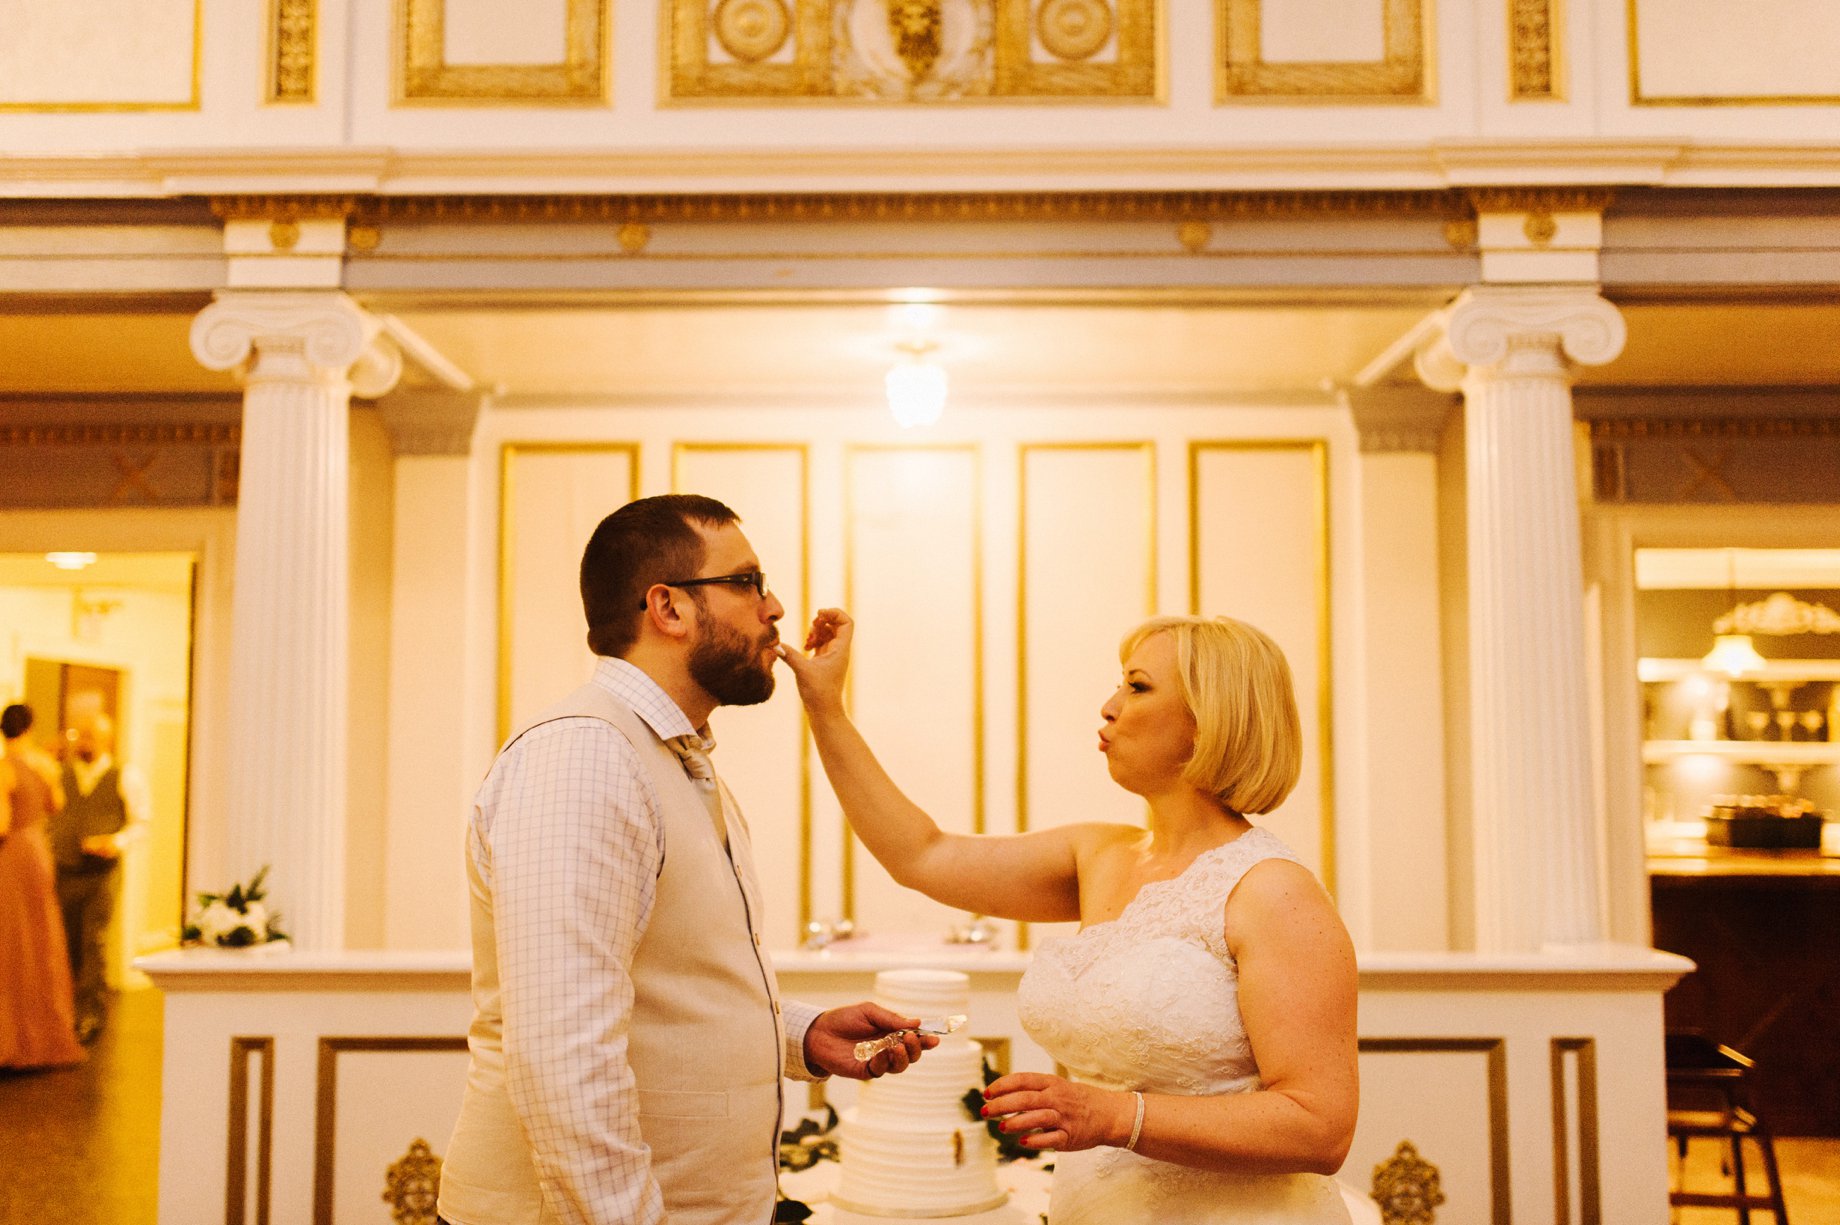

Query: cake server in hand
left=854, top=1014, right=967, bottom=1062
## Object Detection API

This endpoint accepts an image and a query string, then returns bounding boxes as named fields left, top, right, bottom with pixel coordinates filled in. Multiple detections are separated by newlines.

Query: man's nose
left=763, top=592, right=785, bottom=622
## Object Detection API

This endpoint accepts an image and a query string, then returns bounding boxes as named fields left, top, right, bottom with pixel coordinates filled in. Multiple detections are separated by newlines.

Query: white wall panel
left=844, top=446, right=982, bottom=938
left=0, top=0, right=196, bottom=108
left=674, top=443, right=810, bottom=947
left=1191, top=441, right=1332, bottom=887
left=1019, top=443, right=1155, bottom=942
left=498, top=444, right=637, bottom=739
left=444, top=0, right=570, bottom=65
left=1633, top=0, right=1840, bottom=102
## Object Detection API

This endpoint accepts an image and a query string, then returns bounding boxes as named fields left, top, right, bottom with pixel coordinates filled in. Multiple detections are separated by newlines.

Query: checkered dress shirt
left=472, top=656, right=822, bottom=1225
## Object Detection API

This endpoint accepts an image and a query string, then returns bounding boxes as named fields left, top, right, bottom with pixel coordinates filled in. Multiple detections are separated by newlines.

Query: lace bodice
left=1018, top=825, right=1297, bottom=1096
left=1015, top=825, right=1358, bottom=1224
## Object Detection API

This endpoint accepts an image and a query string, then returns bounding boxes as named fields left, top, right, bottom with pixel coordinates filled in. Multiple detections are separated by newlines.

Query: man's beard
left=688, top=618, right=777, bottom=707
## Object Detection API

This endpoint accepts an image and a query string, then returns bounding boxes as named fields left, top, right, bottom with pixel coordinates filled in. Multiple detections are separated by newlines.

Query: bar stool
left=1665, top=1031, right=1790, bottom=1223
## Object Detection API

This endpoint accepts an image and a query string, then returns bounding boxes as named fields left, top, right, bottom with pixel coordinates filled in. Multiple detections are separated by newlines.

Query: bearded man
left=439, top=494, right=931, bottom=1225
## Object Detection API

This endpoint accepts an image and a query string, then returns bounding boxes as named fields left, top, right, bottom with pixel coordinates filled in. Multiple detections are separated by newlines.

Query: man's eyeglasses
left=646, top=570, right=769, bottom=607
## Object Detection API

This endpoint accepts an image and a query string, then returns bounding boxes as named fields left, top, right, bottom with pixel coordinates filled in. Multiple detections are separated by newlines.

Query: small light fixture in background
left=45, top=551, right=97, bottom=571
left=1702, top=548, right=1766, bottom=677
left=885, top=340, right=947, bottom=429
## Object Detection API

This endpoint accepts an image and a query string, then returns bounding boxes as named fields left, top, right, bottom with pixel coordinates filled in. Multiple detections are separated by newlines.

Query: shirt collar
left=590, top=657, right=705, bottom=746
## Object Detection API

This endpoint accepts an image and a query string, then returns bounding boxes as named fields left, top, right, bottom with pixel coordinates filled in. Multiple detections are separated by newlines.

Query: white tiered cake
left=831, top=969, right=1014, bottom=1223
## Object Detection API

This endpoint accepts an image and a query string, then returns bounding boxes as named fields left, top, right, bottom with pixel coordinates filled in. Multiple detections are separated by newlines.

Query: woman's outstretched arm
left=778, top=608, right=1089, bottom=923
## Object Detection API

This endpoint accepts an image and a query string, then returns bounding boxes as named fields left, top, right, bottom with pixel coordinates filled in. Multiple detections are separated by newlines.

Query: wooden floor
left=0, top=986, right=1836, bottom=1225
left=0, top=986, right=161, bottom=1225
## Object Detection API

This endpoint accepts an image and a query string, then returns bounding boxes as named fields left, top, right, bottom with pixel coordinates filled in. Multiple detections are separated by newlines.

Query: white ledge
left=137, top=941, right=1689, bottom=994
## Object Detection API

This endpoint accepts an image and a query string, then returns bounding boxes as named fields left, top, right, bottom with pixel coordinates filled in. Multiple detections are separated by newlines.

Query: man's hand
left=802, top=1001, right=938, bottom=1080
left=80, top=833, right=121, bottom=860
left=980, top=1071, right=1136, bottom=1152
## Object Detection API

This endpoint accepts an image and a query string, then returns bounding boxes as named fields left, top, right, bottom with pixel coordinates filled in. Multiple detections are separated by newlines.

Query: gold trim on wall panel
left=1551, top=1038, right=1601, bottom=1225
left=666, top=0, right=1160, bottom=103
left=1217, top=0, right=1431, bottom=103
left=1188, top=440, right=1334, bottom=898
left=395, top=0, right=609, bottom=105
left=1359, top=1038, right=1511, bottom=1225
left=497, top=442, right=641, bottom=744
left=1625, top=0, right=1840, bottom=106
left=840, top=444, right=985, bottom=924
left=1509, top=0, right=1563, bottom=100
left=267, top=0, right=318, bottom=103
left=1016, top=442, right=1155, bottom=950
left=0, top=0, right=203, bottom=112
left=225, top=1036, right=275, bottom=1225
left=313, top=1037, right=470, bottom=1225
left=672, top=443, right=814, bottom=933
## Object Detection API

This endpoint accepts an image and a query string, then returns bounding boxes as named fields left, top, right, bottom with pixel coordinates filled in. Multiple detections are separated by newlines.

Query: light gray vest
left=440, top=683, right=786, bottom=1225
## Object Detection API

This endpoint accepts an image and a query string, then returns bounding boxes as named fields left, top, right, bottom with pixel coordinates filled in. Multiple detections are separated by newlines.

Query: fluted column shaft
left=191, top=293, right=401, bottom=950
left=1417, top=287, right=1626, bottom=952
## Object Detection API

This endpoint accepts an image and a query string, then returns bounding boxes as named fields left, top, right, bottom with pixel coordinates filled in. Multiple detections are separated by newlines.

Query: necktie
left=666, top=733, right=729, bottom=848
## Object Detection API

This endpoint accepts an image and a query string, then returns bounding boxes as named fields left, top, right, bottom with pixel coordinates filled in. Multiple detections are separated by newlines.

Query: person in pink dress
left=0, top=703, right=85, bottom=1070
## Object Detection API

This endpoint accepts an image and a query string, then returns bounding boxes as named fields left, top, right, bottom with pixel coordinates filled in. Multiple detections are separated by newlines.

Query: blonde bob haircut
left=1118, top=615, right=1302, bottom=816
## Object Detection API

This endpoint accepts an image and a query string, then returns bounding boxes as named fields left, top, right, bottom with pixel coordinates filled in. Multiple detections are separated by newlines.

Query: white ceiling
left=1, top=297, right=1839, bottom=400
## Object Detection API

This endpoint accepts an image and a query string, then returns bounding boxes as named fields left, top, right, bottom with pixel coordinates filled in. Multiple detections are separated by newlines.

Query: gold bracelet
left=1124, top=1091, right=1146, bottom=1152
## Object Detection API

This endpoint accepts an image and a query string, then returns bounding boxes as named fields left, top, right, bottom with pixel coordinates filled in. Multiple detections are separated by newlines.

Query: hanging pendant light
left=1702, top=549, right=1766, bottom=677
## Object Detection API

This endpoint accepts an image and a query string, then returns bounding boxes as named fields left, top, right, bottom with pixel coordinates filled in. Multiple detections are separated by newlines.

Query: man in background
left=49, top=712, right=145, bottom=1045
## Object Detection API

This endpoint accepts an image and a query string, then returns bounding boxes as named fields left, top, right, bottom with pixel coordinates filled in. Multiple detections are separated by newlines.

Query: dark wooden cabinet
left=1650, top=855, right=1840, bottom=1136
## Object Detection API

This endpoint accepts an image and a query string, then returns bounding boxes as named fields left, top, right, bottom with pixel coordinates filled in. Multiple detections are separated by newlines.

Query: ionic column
left=1416, top=286, right=1625, bottom=952
left=190, top=292, right=401, bottom=950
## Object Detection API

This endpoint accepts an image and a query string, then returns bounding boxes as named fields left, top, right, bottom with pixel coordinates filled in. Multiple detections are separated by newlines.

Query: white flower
left=197, top=899, right=269, bottom=946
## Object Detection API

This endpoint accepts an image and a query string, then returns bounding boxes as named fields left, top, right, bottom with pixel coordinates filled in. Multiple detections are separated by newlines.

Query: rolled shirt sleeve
left=477, top=717, right=668, bottom=1225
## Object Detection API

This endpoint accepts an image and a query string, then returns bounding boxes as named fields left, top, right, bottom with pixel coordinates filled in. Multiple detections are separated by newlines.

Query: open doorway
left=1635, top=546, right=1840, bottom=1139
left=0, top=551, right=195, bottom=988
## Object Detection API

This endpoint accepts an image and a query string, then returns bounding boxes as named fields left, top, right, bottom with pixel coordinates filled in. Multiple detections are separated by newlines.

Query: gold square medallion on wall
left=1217, top=0, right=1431, bottom=104
left=666, top=0, right=1159, bottom=103
left=395, top=0, right=608, bottom=105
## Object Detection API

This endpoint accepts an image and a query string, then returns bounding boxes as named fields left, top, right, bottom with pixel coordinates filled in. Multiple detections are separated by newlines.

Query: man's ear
left=641, top=584, right=694, bottom=641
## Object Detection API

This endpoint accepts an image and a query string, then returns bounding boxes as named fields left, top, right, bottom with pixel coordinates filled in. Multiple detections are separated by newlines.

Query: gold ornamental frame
left=395, top=0, right=609, bottom=105
left=665, top=0, right=1161, bottom=104
left=1217, top=0, right=1432, bottom=104
left=0, top=0, right=202, bottom=112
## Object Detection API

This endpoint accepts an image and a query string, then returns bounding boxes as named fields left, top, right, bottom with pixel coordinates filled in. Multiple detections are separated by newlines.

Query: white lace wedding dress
left=1016, top=826, right=1365, bottom=1224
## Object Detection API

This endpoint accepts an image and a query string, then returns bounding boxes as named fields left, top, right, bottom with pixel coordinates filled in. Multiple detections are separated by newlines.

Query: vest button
left=753, top=932, right=762, bottom=946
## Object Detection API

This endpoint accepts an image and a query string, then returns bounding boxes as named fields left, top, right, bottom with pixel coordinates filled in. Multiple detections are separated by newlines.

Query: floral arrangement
left=182, top=865, right=288, bottom=947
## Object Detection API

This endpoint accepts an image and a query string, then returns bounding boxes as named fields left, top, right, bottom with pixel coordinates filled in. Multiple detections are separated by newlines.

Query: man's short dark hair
left=1, top=703, right=33, bottom=740
left=581, top=494, right=741, bottom=657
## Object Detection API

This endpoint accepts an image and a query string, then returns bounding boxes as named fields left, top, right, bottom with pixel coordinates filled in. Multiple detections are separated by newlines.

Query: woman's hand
left=981, top=1072, right=1136, bottom=1152
left=774, top=608, right=854, bottom=716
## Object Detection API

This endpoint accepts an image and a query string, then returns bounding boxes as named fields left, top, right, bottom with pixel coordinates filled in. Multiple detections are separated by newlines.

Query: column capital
left=190, top=291, right=403, bottom=398
left=1413, top=286, right=1626, bottom=392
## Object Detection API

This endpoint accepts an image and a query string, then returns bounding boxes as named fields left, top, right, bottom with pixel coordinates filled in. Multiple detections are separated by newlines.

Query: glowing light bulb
left=885, top=353, right=947, bottom=428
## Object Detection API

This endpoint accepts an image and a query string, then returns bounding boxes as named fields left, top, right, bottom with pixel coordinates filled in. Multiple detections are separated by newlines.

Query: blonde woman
left=778, top=612, right=1362, bottom=1224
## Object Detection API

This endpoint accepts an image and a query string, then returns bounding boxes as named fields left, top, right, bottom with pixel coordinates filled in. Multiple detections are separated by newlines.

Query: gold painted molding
left=1508, top=0, right=1563, bottom=101
left=208, top=189, right=1472, bottom=229
left=1588, top=417, right=1840, bottom=439
left=226, top=1036, right=275, bottom=1225
left=1359, top=1038, right=1511, bottom=1225
left=1218, top=0, right=1431, bottom=103
left=666, top=0, right=1159, bottom=104
left=1371, top=1139, right=1446, bottom=1224
left=313, top=1037, right=469, bottom=1225
left=0, top=0, right=202, bottom=112
left=0, top=423, right=239, bottom=447
left=1551, top=1038, right=1601, bottom=1225
left=672, top=442, right=814, bottom=931
left=383, top=1139, right=443, bottom=1225
left=496, top=442, right=642, bottom=743
left=1466, top=186, right=1614, bottom=214
left=268, top=0, right=317, bottom=104
left=395, top=0, right=608, bottom=105
left=1188, top=440, right=1335, bottom=898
